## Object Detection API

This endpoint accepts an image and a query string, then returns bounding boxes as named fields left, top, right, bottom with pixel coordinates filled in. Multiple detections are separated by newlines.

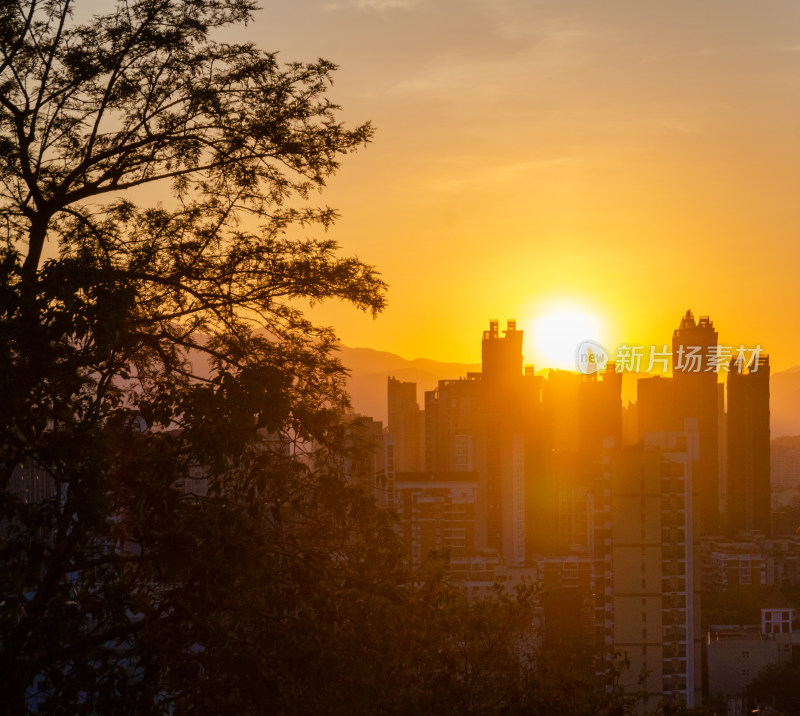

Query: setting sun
left=528, top=307, right=604, bottom=371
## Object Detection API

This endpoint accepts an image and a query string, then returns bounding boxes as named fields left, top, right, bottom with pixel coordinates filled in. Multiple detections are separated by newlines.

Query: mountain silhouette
left=338, top=346, right=480, bottom=424
left=341, top=346, right=800, bottom=438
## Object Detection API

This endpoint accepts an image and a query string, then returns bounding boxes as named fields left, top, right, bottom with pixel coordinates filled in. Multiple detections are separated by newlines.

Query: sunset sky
left=238, top=2, right=800, bottom=369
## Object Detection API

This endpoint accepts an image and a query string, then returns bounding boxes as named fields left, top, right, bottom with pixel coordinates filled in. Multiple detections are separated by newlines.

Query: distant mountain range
left=338, top=346, right=481, bottom=424
left=340, top=346, right=800, bottom=438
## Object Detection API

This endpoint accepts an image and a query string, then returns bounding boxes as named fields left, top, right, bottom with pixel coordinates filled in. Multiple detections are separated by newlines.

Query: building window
left=739, top=559, right=752, bottom=585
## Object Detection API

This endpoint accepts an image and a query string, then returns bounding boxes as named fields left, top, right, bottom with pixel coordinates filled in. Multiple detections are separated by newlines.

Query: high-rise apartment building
left=727, top=354, right=771, bottom=536
left=423, top=321, right=531, bottom=566
left=672, top=311, right=721, bottom=537
left=595, top=420, right=702, bottom=710
left=637, top=311, right=723, bottom=537
left=481, top=318, right=523, bottom=389
left=394, top=471, right=479, bottom=571
left=387, top=376, right=424, bottom=472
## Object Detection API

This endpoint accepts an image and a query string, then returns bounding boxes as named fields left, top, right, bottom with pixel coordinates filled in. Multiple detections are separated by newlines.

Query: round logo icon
left=575, top=340, right=609, bottom=375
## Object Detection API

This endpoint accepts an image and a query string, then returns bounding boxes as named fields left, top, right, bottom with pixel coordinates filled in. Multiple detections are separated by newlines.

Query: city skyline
left=376, top=311, right=781, bottom=709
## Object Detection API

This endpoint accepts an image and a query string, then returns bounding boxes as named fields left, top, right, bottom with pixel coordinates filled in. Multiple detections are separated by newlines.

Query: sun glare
left=529, top=307, right=603, bottom=371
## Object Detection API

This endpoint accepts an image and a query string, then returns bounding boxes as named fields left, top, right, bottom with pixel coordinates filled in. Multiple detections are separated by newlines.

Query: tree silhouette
left=0, top=0, right=388, bottom=709
left=0, top=2, right=646, bottom=713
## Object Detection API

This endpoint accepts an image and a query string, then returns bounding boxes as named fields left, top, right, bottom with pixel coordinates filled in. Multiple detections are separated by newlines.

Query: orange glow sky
left=246, top=2, right=800, bottom=369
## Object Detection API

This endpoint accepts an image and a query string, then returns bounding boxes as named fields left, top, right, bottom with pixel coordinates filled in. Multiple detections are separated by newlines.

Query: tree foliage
left=746, top=661, right=800, bottom=716
left=0, top=1, right=643, bottom=713
left=0, top=0, right=386, bottom=708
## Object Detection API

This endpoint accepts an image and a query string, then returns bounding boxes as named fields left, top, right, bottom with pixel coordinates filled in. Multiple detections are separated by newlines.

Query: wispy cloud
left=323, top=0, right=420, bottom=11
left=432, top=156, right=581, bottom=194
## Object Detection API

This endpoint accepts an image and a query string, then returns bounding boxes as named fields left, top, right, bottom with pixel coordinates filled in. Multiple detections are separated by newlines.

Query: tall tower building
left=726, top=354, right=771, bottom=536
left=480, top=320, right=527, bottom=566
left=424, top=377, right=481, bottom=474
left=481, top=319, right=523, bottom=389
left=387, top=377, right=424, bottom=472
left=535, top=365, right=622, bottom=555
left=578, top=364, right=623, bottom=458
left=423, top=320, right=530, bottom=566
left=595, top=420, right=702, bottom=710
left=672, top=310, right=722, bottom=536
